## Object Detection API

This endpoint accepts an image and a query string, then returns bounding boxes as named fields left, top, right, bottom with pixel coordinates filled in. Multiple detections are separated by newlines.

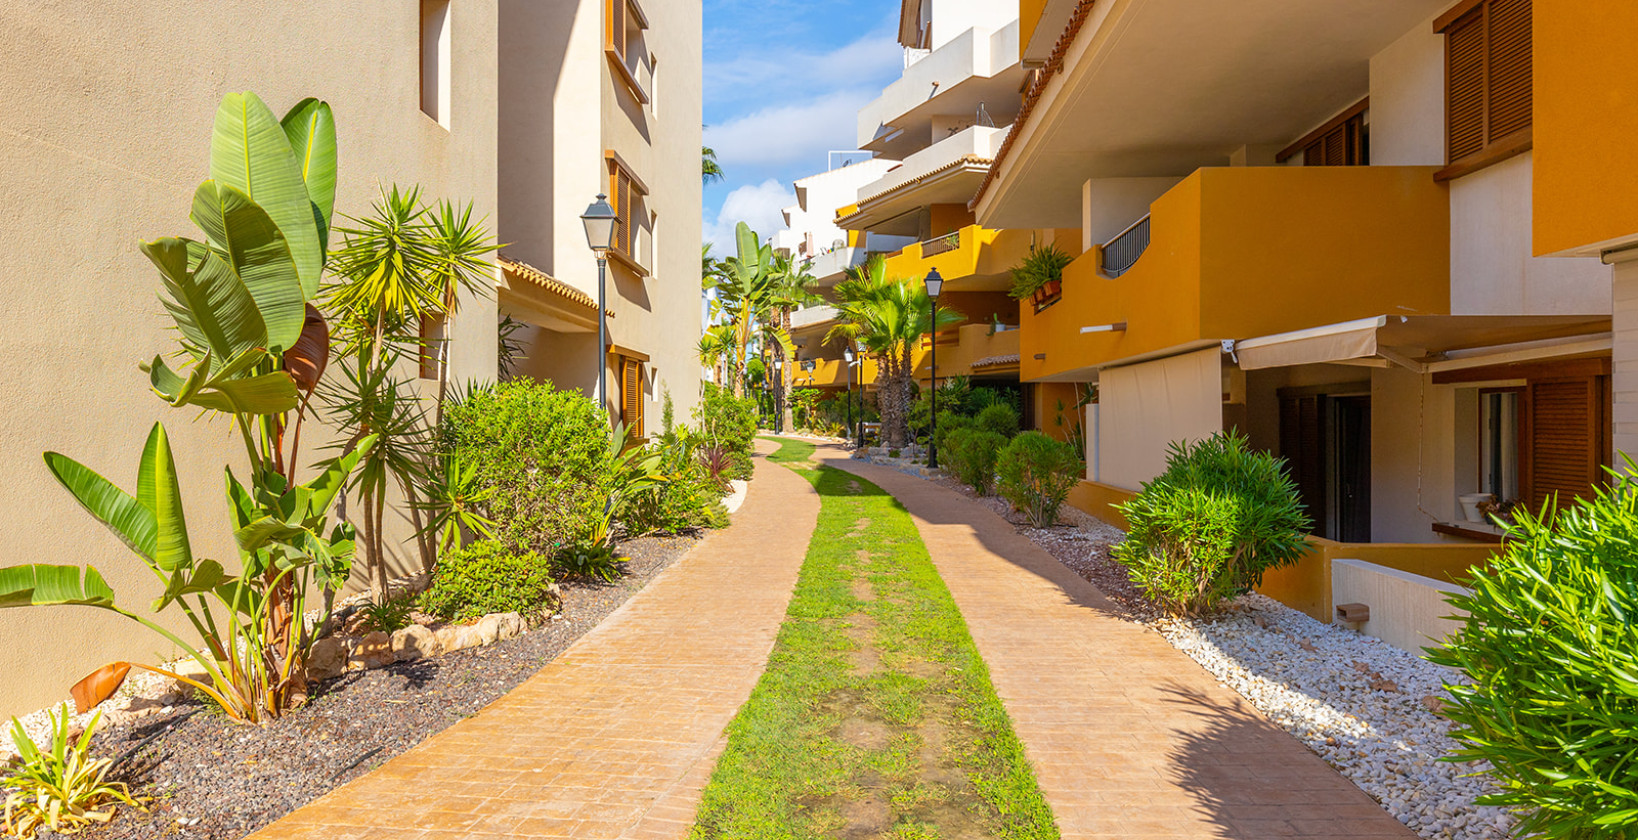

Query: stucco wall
left=1370, top=366, right=1456, bottom=543
left=0, top=0, right=499, bottom=718
left=1367, top=14, right=1444, bottom=168
left=1449, top=154, right=1611, bottom=317
left=1331, top=558, right=1469, bottom=653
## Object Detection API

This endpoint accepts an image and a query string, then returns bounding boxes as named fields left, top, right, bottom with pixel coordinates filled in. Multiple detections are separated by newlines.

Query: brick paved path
left=823, top=448, right=1418, bottom=840
left=247, top=440, right=819, bottom=840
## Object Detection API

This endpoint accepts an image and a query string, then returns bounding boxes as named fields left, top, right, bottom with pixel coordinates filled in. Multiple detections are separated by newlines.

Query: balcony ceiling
left=978, top=0, right=1450, bottom=228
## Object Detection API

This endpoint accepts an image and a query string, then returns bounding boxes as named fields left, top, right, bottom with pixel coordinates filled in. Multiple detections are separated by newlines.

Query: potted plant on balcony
left=1006, top=243, right=1073, bottom=312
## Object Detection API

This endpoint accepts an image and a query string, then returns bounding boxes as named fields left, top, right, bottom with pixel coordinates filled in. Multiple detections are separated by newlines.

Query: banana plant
left=0, top=424, right=374, bottom=723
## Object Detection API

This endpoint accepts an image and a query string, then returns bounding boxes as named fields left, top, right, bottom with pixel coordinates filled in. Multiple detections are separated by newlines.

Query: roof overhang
left=975, top=0, right=1452, bottom=229
left=497, top=255, right=601, bottom=333
left=837, top=157, right=991, bottom=234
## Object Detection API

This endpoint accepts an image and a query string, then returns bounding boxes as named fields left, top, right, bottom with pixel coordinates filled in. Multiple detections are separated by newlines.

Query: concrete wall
left=1449, top=154, right=1611, bottom=317
left=1371, top=366, right=1458, bottom=542
left=1367, top=14, right=1444, bottom=168
left=929, top=0, right=1018, bottom=51
left=0, top=0, right=500, bottom=718
left=1080, top=177, right=1182, bottom=251
left=1331, top=558, right=1469, bottom=653
left=1614, top=258, right=1638, bottom=460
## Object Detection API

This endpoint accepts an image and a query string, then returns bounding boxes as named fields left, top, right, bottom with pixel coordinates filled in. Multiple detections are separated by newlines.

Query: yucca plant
left=3, top=705, right=145, bottom=838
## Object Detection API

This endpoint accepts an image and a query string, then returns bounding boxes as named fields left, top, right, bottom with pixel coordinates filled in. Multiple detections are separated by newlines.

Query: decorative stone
left=168, top=656, right=212, bottom=694
left=482, top=612, right=527, bottom=642
left=391, top=625, right=442, bottom=661
left=434, top=624, right=476, bottom=653
left=351, top=631, right=395, bottom=669
left=306, top=637, right=348, bottom=681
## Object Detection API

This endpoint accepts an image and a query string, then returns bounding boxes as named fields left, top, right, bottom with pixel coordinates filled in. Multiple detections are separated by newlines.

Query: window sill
left=1432, top=521, right=1506, bottom=543
left=608, top=248, right=651, bottom=278
left=1434, top=128, right=1532, bottom=182
left=604, top=48, right=651, bottom=105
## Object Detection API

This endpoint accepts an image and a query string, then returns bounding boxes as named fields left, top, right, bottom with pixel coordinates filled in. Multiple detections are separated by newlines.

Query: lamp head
left=924, top=267, right=944, bottom=299
left=580, top=193, right=618, bottom=253
left=843, top=347, right=855, bottom=363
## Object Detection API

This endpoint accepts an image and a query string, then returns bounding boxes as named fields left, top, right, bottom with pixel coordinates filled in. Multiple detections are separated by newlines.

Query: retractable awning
left=1231, top=315, right=1611, bottom=372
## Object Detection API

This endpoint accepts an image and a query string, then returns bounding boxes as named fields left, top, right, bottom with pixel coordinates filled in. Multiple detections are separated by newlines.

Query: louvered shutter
left=1526, top=379, right=1599, bottom=510
left=622, top=358, right=644, bottom=437
left=608, top=0, right=626, bottom=57
left=1279, top=394, right=1326, bottom=533
left=1486, top=0, right=1532, bottom=140
left=1446, top=11, right=1486, bottom=162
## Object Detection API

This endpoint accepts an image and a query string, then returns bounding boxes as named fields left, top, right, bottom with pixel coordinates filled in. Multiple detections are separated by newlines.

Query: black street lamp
left=579, top=194, right=617, bottom=420
left=925, top=268, right=944, bottom=469
left=843, top=347, right=855, bottom=447
left=773, top=357, right=784, bottom=433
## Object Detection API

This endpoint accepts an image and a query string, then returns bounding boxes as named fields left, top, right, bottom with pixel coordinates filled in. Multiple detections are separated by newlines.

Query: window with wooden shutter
left=1277, top=99, right=1368, bottom=166
left=1523, top=377, right=1606, bottom=511
left=605, top=153, right=649, bottom=273
left=1436, top=0, right=1532, bottom=180
left=621, top=357, right=644, bottom=437
left=604, top=0, right=651, bottom=103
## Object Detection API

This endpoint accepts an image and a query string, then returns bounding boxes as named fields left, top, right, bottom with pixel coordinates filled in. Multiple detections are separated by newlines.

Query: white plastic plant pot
left=1458, top=493, right=1495, bottom=523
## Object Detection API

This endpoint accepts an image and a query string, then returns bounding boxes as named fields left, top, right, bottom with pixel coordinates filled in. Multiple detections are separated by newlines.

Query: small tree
left=996, top=432, right=1081, bottom=527
left=1114, top=433, right=1309, bottom=615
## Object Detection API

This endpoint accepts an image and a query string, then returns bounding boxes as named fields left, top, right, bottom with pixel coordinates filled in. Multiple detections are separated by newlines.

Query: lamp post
left=925, top=268, right=944, bottom=469
left=843, top=347, right=855, bottom=447
left=580, top=194, right=617, bottom=420
left=773, top=357, right=784, bottom=433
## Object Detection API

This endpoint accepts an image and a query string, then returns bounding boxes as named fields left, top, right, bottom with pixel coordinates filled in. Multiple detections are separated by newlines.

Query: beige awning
left=1234, top=316, right=1385, bottom=371
left=1232, top=315, right=1612, bottom=372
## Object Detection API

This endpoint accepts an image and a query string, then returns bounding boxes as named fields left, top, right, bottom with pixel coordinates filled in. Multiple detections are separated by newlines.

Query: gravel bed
left=899, top=465, right=1511, bottom=840
left=50, top=534, right=699, bottom=840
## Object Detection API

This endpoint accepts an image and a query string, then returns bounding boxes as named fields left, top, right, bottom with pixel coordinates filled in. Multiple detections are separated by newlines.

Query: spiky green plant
left=3, top=705, right=145, bottom=838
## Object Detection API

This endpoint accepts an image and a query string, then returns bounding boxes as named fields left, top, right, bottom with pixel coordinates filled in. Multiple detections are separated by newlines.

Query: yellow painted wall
left=1020, top=166, right=1450, bottom=382
left=1033, top=382, right=1083, bottom=440
left=1533, top=0, right=1638, bottom=256
left=1065, top=480, right=1136, bottom=529
left=1258, top=539, right=1499, bottom=623
left=1020, top=0, right=1049, bottom=54
left=930, top=203, right=977, bottom=237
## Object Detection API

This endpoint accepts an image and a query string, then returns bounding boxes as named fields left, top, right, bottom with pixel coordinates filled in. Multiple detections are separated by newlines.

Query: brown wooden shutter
left=1446, top=11, right=1486, bottom=162
left=608, top=0, right=627, bottom=57
left=1525, top=379, right=1600, bottom=511
left=1486, top=0, right=1532, bottom=140
left=621, top=357, right=644, bottom=437
left=1279, top=393, right=1326, bottom=533
left=606, top=161, right=634, bottom=259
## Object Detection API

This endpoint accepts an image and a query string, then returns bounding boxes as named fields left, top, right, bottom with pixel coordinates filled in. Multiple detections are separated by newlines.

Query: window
left=1479, top=388, right=1521, bottom=503
left=419, top=0, right=451, bottom=128
left=620, top=356, right=645, bottom=437
left=1276, top=99, right=1368, bottom=166
left=606, top=152, right=650, bottom=272
left=418, top=313, right=446, bottom=380
left=1436, top=0, right=1531, bottom=179
left=605, top=0, right=651, bottom=103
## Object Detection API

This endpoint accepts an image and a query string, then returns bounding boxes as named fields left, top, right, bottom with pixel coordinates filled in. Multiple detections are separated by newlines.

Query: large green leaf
left=307, top=435, right=377, bottom=518
left=280, top=98, right=337, bottom=256
left=211, top=91, right=323, bottom=299
left=41, top=453, right=157, bottom=560
left=0, top=565, right=115, bottom=609
left=154, top=559, right=227, bottom=611
left=141, top=237, right=269, bottom=362
left=145, top=352, right=300, bottom=416
left=189, top=181, right=305, bottom=351
left=137, top=424, right=193, bottom=574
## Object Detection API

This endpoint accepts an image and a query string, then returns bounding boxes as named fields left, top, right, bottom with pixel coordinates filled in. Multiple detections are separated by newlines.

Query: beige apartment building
left=0, top=0, right=702, bottom=718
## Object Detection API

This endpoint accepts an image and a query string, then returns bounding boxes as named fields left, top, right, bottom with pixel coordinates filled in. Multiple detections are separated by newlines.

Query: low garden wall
left=1258, top=539, right=1498, bottom=624
left=1330, top=558, right=1470, bottom=653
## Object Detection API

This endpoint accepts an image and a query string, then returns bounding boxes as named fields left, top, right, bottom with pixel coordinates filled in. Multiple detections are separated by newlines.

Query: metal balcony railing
left=921, top=230, right=961, bottom=257
left=1100, top=214, right=1151, bottom=278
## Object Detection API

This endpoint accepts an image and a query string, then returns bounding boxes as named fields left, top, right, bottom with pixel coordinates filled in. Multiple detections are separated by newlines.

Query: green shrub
left=996, top=432, right=1081, bottom=527
left=357, top=594, right=416, bottom=633
left=1114, top=433, right=1309, bottom=616
left=973, top=403, right=1020, bottom=439
left=1427, top=482, right=1638, bottom=839
left=695, top=383, right=758, bottom=480
left=441, top=380, right=613, bottom=558
left=624, top=430, right=730, bottom=534
left=554, top=541, right=624, bottom=583
left=424, top=541, right=556, bottom=622
left=942, top=427, right=1006, bottom=495
left=933, top=413, right=975, bottom=456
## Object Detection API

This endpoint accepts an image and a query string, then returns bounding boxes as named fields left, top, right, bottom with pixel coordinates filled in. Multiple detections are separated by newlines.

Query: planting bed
left=49, top=534, right=699, bottom=840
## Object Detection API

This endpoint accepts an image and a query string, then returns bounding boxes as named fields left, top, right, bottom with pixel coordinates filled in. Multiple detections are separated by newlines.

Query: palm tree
left=709, top=222, right=792, bottom=397
left=702, top=146, right=725, bottom=184
left=698, top=324, right=736, bottom=386
left=827, top=255, right=962, bottom=449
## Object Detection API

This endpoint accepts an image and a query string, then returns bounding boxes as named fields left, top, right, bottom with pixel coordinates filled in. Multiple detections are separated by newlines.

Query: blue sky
left=702, top=0, right=901, bottom=250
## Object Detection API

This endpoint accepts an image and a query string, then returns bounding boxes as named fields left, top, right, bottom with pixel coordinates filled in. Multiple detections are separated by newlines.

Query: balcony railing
left=921, top=230, right=961, bottom=257
left=1100, top=214, right=1151, bottom=278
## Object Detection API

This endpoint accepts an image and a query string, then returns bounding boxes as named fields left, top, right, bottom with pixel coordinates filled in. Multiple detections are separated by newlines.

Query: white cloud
left=705, top=30, right=901, bottom=110
left=703, top=179, right=797, bottom=251
left=704, top=90, right=874, bottom=173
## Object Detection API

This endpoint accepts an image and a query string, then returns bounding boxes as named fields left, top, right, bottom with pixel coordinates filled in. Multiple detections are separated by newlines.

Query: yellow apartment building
left=0, top=0, right=702, bottom=718
left=975, top=0, right=1619, bottom=624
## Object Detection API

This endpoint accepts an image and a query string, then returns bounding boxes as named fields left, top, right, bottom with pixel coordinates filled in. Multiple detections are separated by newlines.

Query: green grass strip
left=692, top=437, right=1058, bottom=840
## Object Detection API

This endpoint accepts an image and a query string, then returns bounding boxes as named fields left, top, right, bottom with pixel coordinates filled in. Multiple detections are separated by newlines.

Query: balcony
left=878, top=225, right=1035, bottom=293
left=838, top=127, right=1009, bottom=234
left=858, top=22, right=1023, bottom=159
left=918, top=323, right=1022, bottom=380
left=796, top=356, right=881, bottom=390
left=1020, top=166, right=1451, bottom=381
